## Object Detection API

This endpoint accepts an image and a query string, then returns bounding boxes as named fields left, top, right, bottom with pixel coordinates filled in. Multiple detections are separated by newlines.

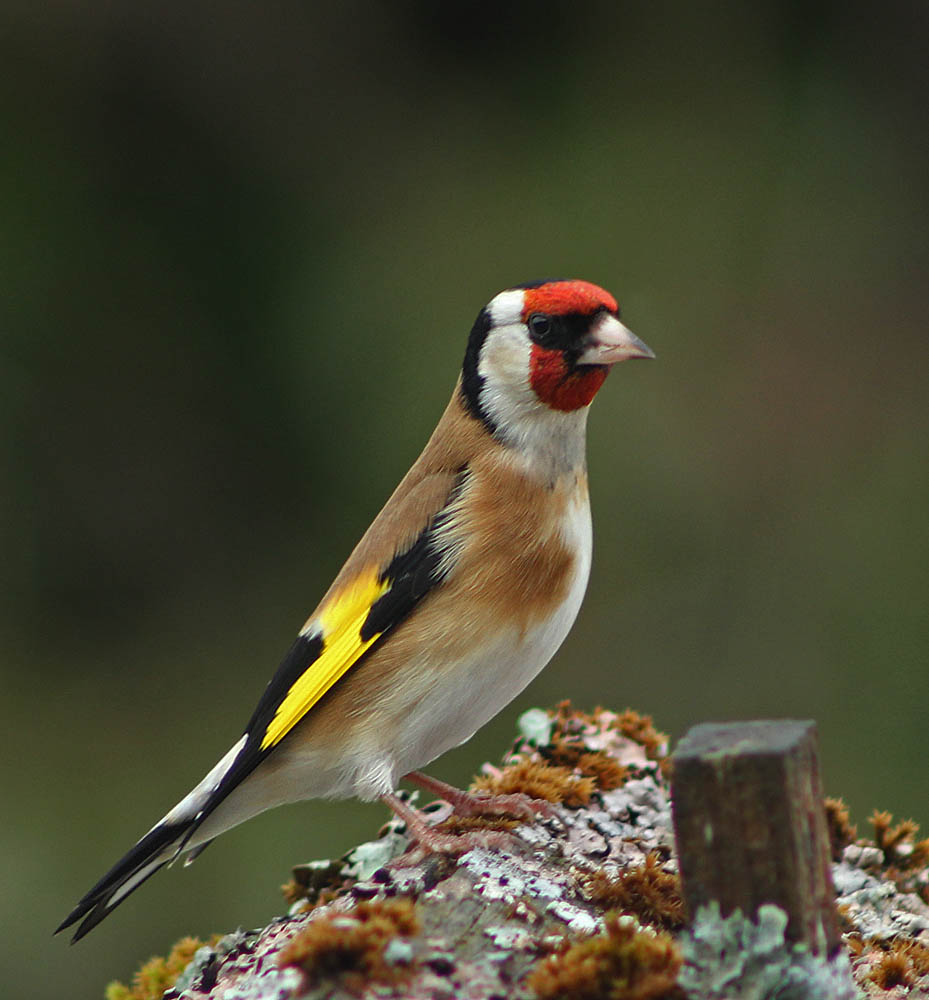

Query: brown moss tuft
left=854, top=936, right=929, bottom=990
left=491, top=703, right=670, bottom=800
left=583, top=853, right=686, bottom=931
left=866, top=810, right=929, bottom=902
left=540, top=739, right=629, bottom=792
left=836, top=903, right=857, bottom=936
left=528, top=914, right=682, bottom=1000
left=281, top=878, right=304, bottom=905
left=613, top=709, right=668, bottom=764
left=281, top=858, right=350, bottom=910
left=104, top=935, right=216, bottom=1000
left=549, top=702, right=669, bottom=771
left=904, top=938, right=929, bottom=976
left=869, top=950, right=913, bottom=989
left=437, top=814, right=520, bottom=834
left=278, top=898, right=419, bottom=991
left=550, top=698, right=593, bottom=730
left=872, top=810, right=918, bottom=858
left=281, top=884, right=343, bottom=915
left=845, top=934, right=865, bottom=958
left=473, top=758, right=596, bottom=808
left=824, top=797, right=858, bottom=862
left=577, top=751, right=629, bottom=791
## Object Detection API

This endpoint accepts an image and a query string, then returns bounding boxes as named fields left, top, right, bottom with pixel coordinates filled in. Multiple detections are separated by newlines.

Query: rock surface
left=145, top=705, right=929, bottom=1000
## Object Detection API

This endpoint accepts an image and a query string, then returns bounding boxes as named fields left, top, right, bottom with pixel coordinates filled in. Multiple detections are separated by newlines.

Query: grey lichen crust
left=164, top=706, right=674, bottom=999
left=834, top=845, right=929, bottom=942
left=680, top=902, right=862, bottom=1000
left=155, top=706, right=929, bottom=1000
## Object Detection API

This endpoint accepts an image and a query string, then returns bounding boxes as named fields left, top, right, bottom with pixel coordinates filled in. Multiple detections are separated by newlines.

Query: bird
left=57, top=278, right=654, bottom=942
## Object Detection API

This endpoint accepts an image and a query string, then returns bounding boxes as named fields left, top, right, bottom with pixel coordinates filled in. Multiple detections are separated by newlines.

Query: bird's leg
left=379, top=773, right=559, bottom=866
left=403, top=770, right=558, bottom=822
left=380, top=792, right=512, bottom=859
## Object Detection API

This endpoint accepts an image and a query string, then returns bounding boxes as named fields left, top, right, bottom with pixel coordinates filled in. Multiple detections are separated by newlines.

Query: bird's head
left=461, top=279, right=654, bottom=445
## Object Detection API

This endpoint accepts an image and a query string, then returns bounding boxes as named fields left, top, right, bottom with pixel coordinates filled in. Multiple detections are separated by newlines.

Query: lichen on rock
left=106, top=704, right=928, bottom=1000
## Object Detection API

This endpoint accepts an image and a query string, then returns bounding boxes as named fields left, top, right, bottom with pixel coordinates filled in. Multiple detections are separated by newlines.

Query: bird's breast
left=265, top=462, right=594, bottom=802
left=433, top=459, right=591, bottom=631
left=372, top=465, right=594, bottom=779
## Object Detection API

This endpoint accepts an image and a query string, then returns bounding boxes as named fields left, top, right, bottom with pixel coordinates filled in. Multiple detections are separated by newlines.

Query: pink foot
left=404, top=770, right=559, bottom=822
left=381, top=792, right=513, bottom=866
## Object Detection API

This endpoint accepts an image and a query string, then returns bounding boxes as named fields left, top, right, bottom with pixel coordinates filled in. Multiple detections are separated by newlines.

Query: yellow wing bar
left=260, top=568, right=390, bottom=751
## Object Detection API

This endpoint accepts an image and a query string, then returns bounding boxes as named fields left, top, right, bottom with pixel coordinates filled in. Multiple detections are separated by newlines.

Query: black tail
left=55, top=819, right=195, bottom=942
left=57, top=658, right=298, bottom=940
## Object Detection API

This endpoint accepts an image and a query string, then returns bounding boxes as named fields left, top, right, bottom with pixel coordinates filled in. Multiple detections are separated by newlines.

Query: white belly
left=384, top=491, right=593, bottom=788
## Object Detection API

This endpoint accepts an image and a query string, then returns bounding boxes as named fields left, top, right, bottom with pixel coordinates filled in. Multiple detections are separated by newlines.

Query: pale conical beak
left=577, top=313, right=655, bottom=365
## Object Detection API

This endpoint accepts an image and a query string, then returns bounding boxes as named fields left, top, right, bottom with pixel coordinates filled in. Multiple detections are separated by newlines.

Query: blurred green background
left=3, top=2, right=927, bottom=997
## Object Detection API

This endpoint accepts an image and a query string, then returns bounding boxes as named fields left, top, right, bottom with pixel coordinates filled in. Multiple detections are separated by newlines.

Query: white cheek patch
left=477, top=322, right=590, bottom=472
left=488, top=289, right=525, bottom=328
left=477, top=325, right=536, bottom=431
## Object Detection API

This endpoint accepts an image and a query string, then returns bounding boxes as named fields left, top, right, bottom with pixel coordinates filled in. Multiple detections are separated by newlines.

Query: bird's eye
left=528, top=313, right=553, bottom=340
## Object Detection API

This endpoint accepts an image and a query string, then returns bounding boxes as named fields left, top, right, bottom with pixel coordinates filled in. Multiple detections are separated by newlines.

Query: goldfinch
left=57, top=278, right=654, bottom=941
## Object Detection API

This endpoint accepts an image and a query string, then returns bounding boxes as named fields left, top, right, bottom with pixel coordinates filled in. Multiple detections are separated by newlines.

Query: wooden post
left=670, top=719, right=839, bottom=955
